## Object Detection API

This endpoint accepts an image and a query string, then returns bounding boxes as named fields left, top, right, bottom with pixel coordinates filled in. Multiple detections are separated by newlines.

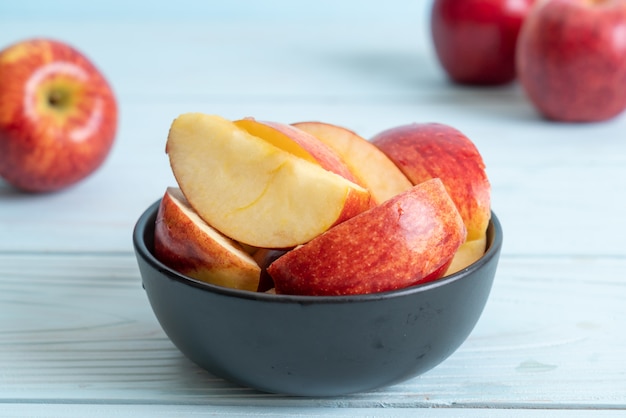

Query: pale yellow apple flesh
left=292, top=121, right=413, bottom=205
left=267, top=178, right=467, bottom=296
left=154, top=187, right=261, bottom=291
left=444, top=236, right=487, bottom=275
left=166, top=113, right=371, bottom=248
left=233, top=118, right=359, bottom=184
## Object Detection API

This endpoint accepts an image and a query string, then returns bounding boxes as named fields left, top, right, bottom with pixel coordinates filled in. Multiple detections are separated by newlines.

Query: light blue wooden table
left=1, top=1, right=625, bottom=416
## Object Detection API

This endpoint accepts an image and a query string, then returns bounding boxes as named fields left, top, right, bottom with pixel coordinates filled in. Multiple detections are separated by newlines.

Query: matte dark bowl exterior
left=133, top=200, right=503, bottom=396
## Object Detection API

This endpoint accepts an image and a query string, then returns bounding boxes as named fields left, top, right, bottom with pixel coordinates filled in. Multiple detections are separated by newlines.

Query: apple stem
left=47, top=90, right=66, bottom=107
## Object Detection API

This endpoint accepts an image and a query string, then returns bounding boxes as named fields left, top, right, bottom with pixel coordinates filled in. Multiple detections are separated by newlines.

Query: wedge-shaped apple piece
left=445, top=236, right=487, bottom=275
left=371, top=123, right=490, bottom=240
left=371, top=123, right=491, bottom=274
left=154, top=187, right=261, bottom=291
left=293, top=121, right=413, bottom=205
left=267, top=178, right=466, bottom=296
left=234, top=118, right=360, bottom=185
left=166, top=113, right=371, bottom=248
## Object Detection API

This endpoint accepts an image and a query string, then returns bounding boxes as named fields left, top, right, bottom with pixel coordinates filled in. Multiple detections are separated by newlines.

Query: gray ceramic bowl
left=133, top=200, right=503, bottom=396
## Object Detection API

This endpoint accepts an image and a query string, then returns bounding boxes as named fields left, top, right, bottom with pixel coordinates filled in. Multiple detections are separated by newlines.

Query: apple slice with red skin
left=154, top=187, right=261, bottom=292
left=267, top=178, right=466, bottom=296
left=516, top=0, right=626, bottom=122
left=166, top=113, right=371, bottom=249
left=234, top=118, right=361, bottom=185
left=0, top=38, right=117, bottom=192
left=292, top=121, right=413, bottom=205
left=371, top=123, right=491, bottom=275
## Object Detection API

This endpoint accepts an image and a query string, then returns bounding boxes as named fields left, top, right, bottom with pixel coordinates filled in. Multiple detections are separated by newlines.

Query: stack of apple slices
left=154, top=113, right=491, bottom=296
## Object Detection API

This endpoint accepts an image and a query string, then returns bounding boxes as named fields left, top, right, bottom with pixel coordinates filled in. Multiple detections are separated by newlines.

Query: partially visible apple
left=234, top=118, right=360, bottom=185
left=154, top=187, right=261, bottom=291
left=292, top=121, right=413, bottom=205
left=371, top=123, right=491, bottom=274
left=267, top=179, right=467, bottom=296
left=431, top=0, right=535, bottom=85
left=0, top=38, right=117, bottom=192
left=166, top=113, right=371, bottom=249
left=516, top=0, right=626, bottom=122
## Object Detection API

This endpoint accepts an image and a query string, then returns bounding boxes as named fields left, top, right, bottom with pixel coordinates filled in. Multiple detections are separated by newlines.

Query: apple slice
left=154, top=187, right=261, bottom=291
left=444, top=235, right=487, bottom=275
left=234, top=118, right=360, bottom=185
left=371, top=123, right=491, bottom=272
left=267, top=178, right=467, bottom=296
left=166, top=113, right=371, bottom=249
left=292, top=121, right=413, bottom=205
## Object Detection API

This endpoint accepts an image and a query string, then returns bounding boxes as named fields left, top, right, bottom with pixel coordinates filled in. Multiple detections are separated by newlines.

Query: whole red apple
left=431, top=0, right=535, bottom=85
left=0, top=38, right=118, bottom=192
left=516, top=0, right=626, bottom=122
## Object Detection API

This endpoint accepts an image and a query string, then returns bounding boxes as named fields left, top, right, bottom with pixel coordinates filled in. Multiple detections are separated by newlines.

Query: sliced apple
left=371, top=123, right=491, bottom=272
left=234, top=118, right=360, bottom=185
left=292, top=121, right=413, bottom=205
left=267, top=178, right=467, bottom=296
left=166, top=113, right=371, bottom=249
left=444, top=235, right=488, bottom=275
left=154, top=187, right=261, bottom=291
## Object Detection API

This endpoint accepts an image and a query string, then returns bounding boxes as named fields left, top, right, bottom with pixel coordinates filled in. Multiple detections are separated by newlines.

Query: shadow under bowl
left=133, top=199, right=503, bottom=397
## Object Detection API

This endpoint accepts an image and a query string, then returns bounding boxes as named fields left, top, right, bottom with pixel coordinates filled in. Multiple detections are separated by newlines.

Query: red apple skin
left=0, top=38, right=117, bottom=192
left=154, top=187, right=261, bottom=292
left=431, top=0, right=535, bottom=85
left=516, top=0, right=626, bottom=122
left=371, top=123, right=490, bottom=243
left=291, top=120, right=413, bottom=206
left=267, top=179, right=466, bottom=296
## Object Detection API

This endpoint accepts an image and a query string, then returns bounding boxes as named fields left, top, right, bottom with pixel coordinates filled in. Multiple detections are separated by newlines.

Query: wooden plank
left=1, top=254, right=624, bottom=409
left=1, top=404, right=625, bottom=418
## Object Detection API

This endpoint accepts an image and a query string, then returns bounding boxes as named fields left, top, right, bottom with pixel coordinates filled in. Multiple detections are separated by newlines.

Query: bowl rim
left=133, top=199, right=503, bottom=304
